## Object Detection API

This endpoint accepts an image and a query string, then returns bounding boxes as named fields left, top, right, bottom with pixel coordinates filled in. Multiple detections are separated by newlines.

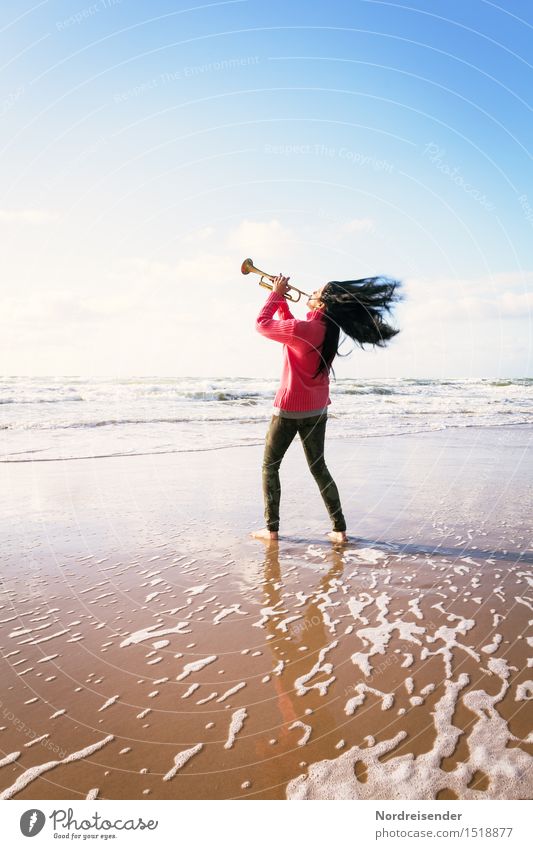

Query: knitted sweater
left=255, top=290, right=331, bottom=411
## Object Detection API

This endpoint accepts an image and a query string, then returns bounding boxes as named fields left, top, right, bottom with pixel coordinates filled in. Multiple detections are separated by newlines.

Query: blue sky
left=1, top=0, right=531, bottom=377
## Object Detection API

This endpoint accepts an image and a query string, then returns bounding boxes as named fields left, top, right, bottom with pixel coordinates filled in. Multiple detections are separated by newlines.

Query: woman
left=251, top=271, right=402, bottom=544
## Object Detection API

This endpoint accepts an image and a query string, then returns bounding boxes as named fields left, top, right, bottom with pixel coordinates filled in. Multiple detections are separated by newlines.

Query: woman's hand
left=272, top=273, right=290, bottom=296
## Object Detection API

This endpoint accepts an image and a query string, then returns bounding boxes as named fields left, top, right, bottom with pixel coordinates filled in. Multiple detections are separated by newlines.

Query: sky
left=0, top=0, right=531, bottom=378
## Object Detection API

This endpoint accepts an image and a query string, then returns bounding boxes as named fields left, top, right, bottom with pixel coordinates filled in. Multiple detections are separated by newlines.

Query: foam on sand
left=176, top=655, right=217, bottom=681
left=294, top=641, right=338, bottom=696
left=196, top=691, right=218, bottom=704
left=288, top=721, right=312, bottom=746
left=515, top=681, right=533, bottom=702
left=216, top=682, right=246, bottom=702
left=0, top=735, right=115, bottom=800
left=120, top=621, right=190, bottom=647
left=181, top=683, right=200, bottom=699
left=351, top=592, right=425, bottom=677
left=287, top=669, right=533, bottom=800
left=184, top=584, right=210, bottom=596
left=98, top=695, right=119, bottom=712
left=345, top=683, right=394, bottom=715
left=213, top=604, right=247, bottom=625
left=422, top=619, right=480, bottom=678
left=0, top=751, right=20, bottom=768
left=224, top=708, right=247, bottom=749
left=162, top=743, right=203, bottom=781
left=24, top=734, right=49, bottom=748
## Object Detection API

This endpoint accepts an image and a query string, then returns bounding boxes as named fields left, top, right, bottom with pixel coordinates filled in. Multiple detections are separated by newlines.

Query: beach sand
left=1, top=424, right=532, bottom=800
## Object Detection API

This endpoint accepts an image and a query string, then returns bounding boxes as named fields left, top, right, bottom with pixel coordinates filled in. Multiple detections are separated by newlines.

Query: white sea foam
left=277, top=615, right=303, bottom=633
left=224, top=708, right=247, bottom=749
left=162, top=743, right=203, bottom=781
left=345, top=683, right=395, bottom=715
left=294, top=641, right=338, bottom=696
left=196, top=692, right=218, bottom=704
left=120, top=621, right=190, bottom=647
left=288, top=721, right=312, bottom=746
left=176, top=655, right=217, bottom=681
left=216, top=682, right=246, bottom=702
left=351, top=593, right=425, bottom=677
left=287, top=668, right=533, bottom=800
left=515, top=681, right=533, bottom=702
left=0, top=751, right=20, bottom=768
left=181, top=683, right=200, bottom=699
left=422, top=619, right=480, bottom=678
left=213, top=604, right=247, bottom=625
left=136, top=709, right=151, bottom=719
left=98, top=695, right=119, bottom=712
left=0, top=735, right=114, bottom=800
left=4, top=376, right=531, bottom=462
left=184, top=584, right=210, bottom=596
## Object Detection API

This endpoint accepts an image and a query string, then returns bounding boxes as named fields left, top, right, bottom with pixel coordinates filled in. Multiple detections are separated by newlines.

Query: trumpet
left=241, top=257, right=310, bottom=303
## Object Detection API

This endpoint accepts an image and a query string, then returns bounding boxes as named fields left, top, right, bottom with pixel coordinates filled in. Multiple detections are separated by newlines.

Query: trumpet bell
left=241, top=258, right=256, bottom=275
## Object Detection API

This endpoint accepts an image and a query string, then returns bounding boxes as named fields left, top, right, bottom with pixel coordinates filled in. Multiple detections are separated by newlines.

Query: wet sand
left=1, top=425, right=532, bottom=800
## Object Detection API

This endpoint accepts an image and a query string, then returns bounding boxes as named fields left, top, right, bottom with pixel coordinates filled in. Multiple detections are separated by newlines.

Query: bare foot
left=327, top=530, right=348, bottom=544
left=250, top=528, right=279, bottom=542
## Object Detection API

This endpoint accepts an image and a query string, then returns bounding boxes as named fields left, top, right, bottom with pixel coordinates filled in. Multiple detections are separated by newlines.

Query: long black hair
left=312, top=276, right=403, bottom=380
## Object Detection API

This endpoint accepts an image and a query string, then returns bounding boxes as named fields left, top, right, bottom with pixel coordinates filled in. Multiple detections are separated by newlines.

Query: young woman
left=251, top=272, right=402, bottom=544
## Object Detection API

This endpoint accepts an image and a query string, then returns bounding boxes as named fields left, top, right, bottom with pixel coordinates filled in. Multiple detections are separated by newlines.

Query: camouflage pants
left=262, top=413, right=347, bottom=533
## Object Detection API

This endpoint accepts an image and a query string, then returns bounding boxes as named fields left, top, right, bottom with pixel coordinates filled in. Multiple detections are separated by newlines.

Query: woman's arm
left=255, top=274, right=304, bottom=344
left=276, top=295, right=295, bottom=320
left=255, top=290, right=300, bottom=345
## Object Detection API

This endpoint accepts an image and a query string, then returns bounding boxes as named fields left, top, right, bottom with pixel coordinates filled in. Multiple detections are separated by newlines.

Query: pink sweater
left=256, top=290, right=331, bottom=411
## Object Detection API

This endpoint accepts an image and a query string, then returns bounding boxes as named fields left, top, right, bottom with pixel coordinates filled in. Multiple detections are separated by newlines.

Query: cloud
left=180, top=226, right=215, bottom=244
left=340, top=218, right=375, bottom=234
left=499, top=291, right=533, bottom=316
left=2, top=247, right=530, bottom=376
left=226, top=218, right=293, bottom=255
left=400, top=272, right=533, bottom=322
left=0, top=209, right=58, bottom=223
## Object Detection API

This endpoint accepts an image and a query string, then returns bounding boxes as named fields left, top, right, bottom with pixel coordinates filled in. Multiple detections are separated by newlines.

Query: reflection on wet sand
left=253, top=544, right=345, bottom=784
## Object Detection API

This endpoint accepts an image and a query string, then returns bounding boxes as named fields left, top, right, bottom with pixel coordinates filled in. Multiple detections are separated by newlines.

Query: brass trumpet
left=241, top=257, right=310, bottom=303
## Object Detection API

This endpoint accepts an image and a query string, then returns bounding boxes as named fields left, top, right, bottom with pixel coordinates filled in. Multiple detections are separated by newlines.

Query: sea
left=1, top=377, right=531, bottom=463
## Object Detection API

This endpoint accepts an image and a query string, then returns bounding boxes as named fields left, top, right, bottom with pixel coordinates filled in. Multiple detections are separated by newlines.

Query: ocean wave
left=2, top=420, right=531, bottom=464
left=0, top=396, right=84, bottom=404
left=342, top=386, right=396, bottom=395
left=4, top=415, right=269, bottom=430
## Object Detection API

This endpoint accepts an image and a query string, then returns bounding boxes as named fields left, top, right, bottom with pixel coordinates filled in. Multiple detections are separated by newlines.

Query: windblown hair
left=313, top=277, right=403, bottom=380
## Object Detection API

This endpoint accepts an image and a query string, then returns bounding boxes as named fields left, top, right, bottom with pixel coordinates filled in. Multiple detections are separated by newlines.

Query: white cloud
left=340, top=218, right=375, bottom=234
left=180, top=226, right=215, bottom=244
left=0, top=209, right=58, bottom=223
left=1, top=244, right=531, bottom=375
left=226, top=218, right=293, bottom=255
left=400, top=273, right=533, bottom=322
left=499, top=291, right=533, bottom=316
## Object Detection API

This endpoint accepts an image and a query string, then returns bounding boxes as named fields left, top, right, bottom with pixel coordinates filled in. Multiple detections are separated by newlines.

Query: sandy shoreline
left=1, top=425, right=532, bottom=800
